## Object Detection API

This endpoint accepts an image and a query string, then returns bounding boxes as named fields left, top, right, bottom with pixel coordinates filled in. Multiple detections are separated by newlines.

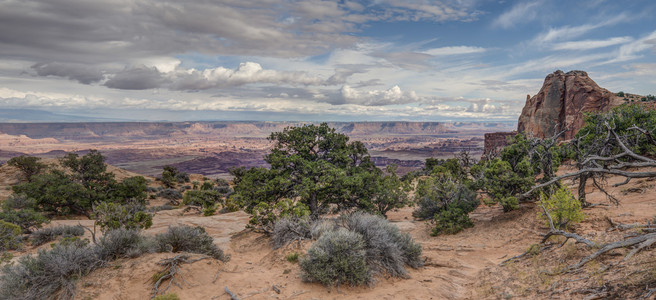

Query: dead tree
left=519, top=121, right=656, bottom=203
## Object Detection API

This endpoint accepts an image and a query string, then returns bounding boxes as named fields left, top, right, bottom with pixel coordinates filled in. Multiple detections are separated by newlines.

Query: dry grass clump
left=298, top=212, right=423, bottom=286
left=155, top=225, right=228, bottom=261
left=271, top=217, right=313, bottom=249
left=0, top=242, right=100, bottom=300
left=0, top=225, right=227, bottom=299
left=300, top=228, right=371, bottom=286
left=30, top=225, right=85, bottom=246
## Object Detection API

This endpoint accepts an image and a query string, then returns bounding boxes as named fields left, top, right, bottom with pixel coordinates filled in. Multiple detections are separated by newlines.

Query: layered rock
left=517, top=70, right=617, bottom=140
left=483, top=131, right=517, bottom=156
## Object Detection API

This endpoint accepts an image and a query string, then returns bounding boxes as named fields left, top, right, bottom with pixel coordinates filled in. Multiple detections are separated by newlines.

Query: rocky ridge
left=517, top=70, right=619, bottom=140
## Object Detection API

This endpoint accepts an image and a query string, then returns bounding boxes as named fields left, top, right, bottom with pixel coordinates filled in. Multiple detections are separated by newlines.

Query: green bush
left=231, top=124, right=391, bottom=230
left=12, top=150, right=147, bottom=217
left=577, top=104, right=656, bottom=156
left=92, top=201, right=153, bottom=232
left=7, top=155, right=46, bottom=181
left=0, top=194, right=49, bottom=233
left=413, top=173, right=478, bottom=220
left=431, top=205, right=474, bottom=236
left=155, top=225, right=227, bottom=261
left=0, top=220, right=22, bottom=251
left=31, top=225, right=85, bottom=246
left=183, top=189, right=223, bottom=210
left=160, top=165, right=189, bottom=188
left=300, top=228, right=371, bottom=286
left=538, top=185, right=584, bottom=230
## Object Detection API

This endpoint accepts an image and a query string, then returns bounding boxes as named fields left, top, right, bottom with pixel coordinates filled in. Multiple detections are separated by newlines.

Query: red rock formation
left=483, top=131, right=517, bottom=156
left=517, top=70, right=617, bottom=140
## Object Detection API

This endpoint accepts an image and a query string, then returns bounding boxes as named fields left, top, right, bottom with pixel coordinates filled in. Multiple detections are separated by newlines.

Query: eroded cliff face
left=517, top=70, right=617, bottom=140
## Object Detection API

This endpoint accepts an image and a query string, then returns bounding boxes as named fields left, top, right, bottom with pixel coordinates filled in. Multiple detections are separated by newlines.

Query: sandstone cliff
left=517, top=70, right=619, bottom=140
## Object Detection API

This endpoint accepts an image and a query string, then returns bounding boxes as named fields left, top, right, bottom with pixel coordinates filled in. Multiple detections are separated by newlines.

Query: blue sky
left=0, top=0, right=654, bottom=122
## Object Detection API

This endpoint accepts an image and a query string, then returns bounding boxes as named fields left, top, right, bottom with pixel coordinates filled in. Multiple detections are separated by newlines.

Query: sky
left=0, top=0, right=654, bottom=122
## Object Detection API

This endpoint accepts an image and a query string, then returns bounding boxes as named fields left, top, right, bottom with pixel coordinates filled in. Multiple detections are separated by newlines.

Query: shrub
left=31, top=225, right=85, bottom=246
left=271, top=217, right=312, bottom=249
left=310, top=219, right=338, bottom=240
left=95, top=229, right=155, bottom=261
left=160, top=165, right=189, bottom=188
left=300, top=228, right=371, bottom=286
left=183, top=189, right=223, bottom=209
left=431, top=205, right=474, bottom=236
left=413, top=173, right=478, bottom=221
left=157, top=188, right=183, bottom=202
left=0, top=242, right=100, bottom=300
left=339, top=212, right=423, bottom=276
left=538, top=185, right=585, bottom=230
left=113, top=176, right=148, bottom=204
left=7, top=155, right=46, bottom=181
left=92, top=201, right=153, bottom=232
left=0, top=194, right=49, bottom=233
left=155, top=225, right=227, bottom=261
left=0, top=220, right=22, bottom=251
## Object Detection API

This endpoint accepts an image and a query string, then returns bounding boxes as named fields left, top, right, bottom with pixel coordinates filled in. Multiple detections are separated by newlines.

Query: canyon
left=0, top=121, right=514, bottom=177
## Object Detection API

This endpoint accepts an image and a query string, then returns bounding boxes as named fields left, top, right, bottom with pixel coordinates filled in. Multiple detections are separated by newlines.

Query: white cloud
left=602, top=30, right=656, bottom=64
left=340, top=85, right=420, bottom=106
left=533, top=13, right=630, bottom=44
left=552, top=36, right=633, bottom=51
left=492, top=1, right=542, bottom=29
left=422, top=46, right=486, bottom=56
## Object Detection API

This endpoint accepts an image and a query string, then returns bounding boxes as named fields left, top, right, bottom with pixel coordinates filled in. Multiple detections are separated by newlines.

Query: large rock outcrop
left=517, top=70, right=617, bottom=140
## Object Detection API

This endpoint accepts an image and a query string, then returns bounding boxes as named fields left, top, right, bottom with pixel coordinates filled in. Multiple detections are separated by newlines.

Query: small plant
left=31, top=225, right=85, bottom=246
left=272, top=216, right=313, bottom=249
left=431, top=205, right=474, bottom=236
left=300, top=228, right=371, bottom=286
left=538, top=185, right=585, bottom=230
left=286, top=252, right=299, bottom=263
left=96, top=229, right=155, bottom=261
left=153, top=293, right=180, bottom=300
left=92, top=201, right=153, bottom=232
left=0, top=220, right=22, bottom=251
left=155, top=225, right=228, bottom=261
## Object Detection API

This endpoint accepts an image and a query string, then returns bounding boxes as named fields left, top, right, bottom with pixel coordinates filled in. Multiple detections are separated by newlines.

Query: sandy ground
left=2, top=162, right=656, bottom=299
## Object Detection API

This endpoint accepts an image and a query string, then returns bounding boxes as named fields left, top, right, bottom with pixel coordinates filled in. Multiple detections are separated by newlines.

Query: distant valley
left=0, top=121, right=515, bottom=177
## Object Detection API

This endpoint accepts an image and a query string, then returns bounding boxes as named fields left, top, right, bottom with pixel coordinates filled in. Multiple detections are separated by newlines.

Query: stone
left=517, top=70, right=618, bottom=140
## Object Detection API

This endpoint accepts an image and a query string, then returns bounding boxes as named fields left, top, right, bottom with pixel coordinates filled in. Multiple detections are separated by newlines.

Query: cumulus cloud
left=340, top=85, right=420, bottom=106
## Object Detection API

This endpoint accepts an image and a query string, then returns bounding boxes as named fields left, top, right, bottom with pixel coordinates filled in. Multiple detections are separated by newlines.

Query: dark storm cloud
left=32, top=62, right=104, bottom=84
left=104, top=66, right=166, bottom=90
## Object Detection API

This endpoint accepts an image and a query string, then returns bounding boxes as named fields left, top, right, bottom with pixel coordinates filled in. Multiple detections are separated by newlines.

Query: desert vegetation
left=1, top=104, right=656, bottom=298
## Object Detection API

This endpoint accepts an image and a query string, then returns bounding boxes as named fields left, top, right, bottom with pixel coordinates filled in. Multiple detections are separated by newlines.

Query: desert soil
left=2, top=163, right=655, bottom=299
